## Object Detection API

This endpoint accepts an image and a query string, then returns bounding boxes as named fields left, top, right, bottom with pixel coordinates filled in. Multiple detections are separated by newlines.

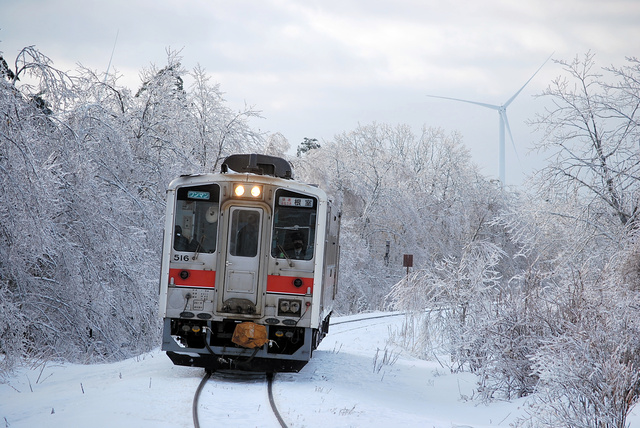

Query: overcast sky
left=2, top=0, right=638, bottom=186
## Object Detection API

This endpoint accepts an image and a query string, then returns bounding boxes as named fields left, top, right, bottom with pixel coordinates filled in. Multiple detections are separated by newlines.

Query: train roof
left=221, top=154, right=293, bottom=179
left=169, top=154, right=327, bottom=200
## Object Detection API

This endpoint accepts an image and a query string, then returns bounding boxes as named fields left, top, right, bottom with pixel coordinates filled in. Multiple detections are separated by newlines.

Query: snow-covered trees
left=532, top=52, right=640, bottom=230
left=0, top=47, right=263, bottom=371
left=387, top=53, right=640, bottom=426
left=186, top=63, right=264, bottom=172
left=294, top=123, right=503, bottom=313
left=519, top=54, right=640, bottom=428
left=0, top=48, right=85, bottom=366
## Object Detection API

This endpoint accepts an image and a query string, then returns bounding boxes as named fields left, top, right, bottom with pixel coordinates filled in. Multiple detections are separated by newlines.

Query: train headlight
left=279, top=300, right=290, bottom=312
left=233, top=184, right=263, bottom=199
left=289, top=301, right=301, bottom=313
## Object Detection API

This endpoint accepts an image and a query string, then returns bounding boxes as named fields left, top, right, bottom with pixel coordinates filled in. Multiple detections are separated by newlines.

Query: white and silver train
left=158, top=154, right=340, bottom=372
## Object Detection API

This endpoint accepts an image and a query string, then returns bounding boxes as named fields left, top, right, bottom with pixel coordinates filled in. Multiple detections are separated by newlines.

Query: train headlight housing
left=279, top=300, right=290, bottom=313
left=233, top=184, right=262, bottom=199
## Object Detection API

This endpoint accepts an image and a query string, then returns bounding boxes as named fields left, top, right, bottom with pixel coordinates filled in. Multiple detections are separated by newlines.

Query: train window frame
left=271, top=189, right=317, bottom=261
left=173, top=184, right=220, bottom=254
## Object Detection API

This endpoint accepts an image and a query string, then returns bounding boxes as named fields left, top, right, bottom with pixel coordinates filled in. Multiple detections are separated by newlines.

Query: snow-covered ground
left=2, top=313, right=639, bottom=427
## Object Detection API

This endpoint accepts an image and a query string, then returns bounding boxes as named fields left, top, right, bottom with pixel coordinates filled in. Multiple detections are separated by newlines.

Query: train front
left=158, top=155, right=339, bottom=372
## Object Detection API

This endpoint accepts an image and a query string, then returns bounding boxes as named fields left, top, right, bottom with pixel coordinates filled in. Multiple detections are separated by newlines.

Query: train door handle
left=225, top=261, right=232, bottom=266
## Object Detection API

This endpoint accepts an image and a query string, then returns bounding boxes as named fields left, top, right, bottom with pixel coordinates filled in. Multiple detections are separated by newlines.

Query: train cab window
left=174, top=184, right=220, bottom=253
left=271, top=189, right=317, bottom=260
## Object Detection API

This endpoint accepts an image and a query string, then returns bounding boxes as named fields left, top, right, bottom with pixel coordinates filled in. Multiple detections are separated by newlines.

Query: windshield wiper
left=277, top=244, right=293, bottom=267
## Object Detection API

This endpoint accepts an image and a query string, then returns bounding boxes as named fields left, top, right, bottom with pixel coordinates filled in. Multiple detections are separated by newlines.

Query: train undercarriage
left=162, top=315, right=330, bottom=372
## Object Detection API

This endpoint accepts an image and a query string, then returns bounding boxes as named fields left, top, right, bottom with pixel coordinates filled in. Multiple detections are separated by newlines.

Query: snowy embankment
left=2, top=313, right=639, bottom=427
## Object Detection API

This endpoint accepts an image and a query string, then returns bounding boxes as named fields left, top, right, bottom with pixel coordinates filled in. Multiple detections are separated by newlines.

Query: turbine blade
left=502, top=111, right=522, bottom=165
left=425, top=94, right=500, bottom=111
left=104, top=29, right=119, bottom=84
left=503, top=52, right=554, bottom=108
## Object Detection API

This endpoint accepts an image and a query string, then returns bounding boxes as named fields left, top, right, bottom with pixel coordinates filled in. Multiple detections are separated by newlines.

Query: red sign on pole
left=403, top=254, right=413, bottom=268
left=403, top=254, right=413, bottom=276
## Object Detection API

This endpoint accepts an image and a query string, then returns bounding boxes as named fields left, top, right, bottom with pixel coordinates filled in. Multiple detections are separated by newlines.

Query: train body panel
left=158, top=154, right=340, bottom=372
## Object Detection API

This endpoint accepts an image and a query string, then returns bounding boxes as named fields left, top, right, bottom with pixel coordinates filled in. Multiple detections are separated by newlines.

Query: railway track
left=267, top=373, right=288, bottom=428
left=329, top=311, right=405, bottom=327
left=193, top=371, right=211, bottom=428
left=192, top=370, right=288, bottom=428
left=191, top=312, right=406, bottom=428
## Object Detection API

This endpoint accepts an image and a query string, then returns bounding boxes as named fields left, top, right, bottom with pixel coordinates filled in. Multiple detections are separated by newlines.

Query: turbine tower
left=427, top=54, right=553, bottom=185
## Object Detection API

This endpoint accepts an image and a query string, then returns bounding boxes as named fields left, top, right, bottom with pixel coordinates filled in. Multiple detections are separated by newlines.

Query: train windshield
left=174, top=184, right=220, bottom=253
left=271, top=189, right=317, bottom=260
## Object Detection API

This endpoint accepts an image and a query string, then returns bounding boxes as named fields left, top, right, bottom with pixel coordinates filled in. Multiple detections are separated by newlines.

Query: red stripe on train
left=267, top=275, right=313, bottom=294
left=169, top=269, right=216, bottom=288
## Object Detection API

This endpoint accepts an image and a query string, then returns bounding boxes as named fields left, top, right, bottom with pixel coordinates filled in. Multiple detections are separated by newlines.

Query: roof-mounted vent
left=221, top=154, right=293, bottom=179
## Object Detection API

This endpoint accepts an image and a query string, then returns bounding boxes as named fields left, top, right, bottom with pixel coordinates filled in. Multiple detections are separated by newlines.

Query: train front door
left=221, top=206, right=263, bottom=314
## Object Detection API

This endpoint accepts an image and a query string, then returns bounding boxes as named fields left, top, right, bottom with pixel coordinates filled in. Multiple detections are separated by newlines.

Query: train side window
left=271, top=189, right=317, bottom=260
left=174, top=184, right=220, bottom=253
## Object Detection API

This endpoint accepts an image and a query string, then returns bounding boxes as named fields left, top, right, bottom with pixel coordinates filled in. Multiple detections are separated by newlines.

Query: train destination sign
left=187, top=190, right=210, bottom=200
left=278, top=196, right=314, bottom=207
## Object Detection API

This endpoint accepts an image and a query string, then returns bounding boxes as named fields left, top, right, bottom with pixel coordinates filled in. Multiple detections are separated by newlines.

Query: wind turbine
left=426, top=54, right=553, bottom=185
